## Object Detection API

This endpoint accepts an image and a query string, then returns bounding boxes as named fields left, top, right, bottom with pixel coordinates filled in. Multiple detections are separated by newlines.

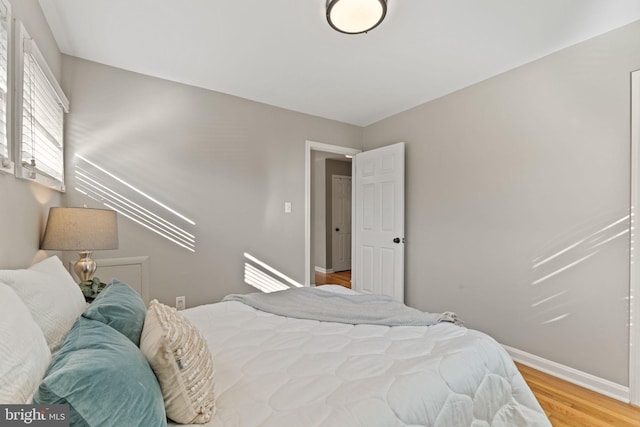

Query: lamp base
left=74, top=251, right=97, bottom=283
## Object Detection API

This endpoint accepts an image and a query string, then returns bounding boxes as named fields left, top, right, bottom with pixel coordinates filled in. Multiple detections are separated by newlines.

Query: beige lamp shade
left=41, top=207, right=119, bottom=251
left=41, top=207, right=118, bottom=283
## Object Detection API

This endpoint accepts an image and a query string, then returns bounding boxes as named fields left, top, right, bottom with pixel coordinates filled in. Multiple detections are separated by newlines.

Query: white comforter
left=175, top=290, right=550, bottom=427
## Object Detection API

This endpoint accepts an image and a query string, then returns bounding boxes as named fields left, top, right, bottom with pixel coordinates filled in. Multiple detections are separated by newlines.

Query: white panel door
left=332, top=175, right=352, bottom=272
left=353, top=142, right=405, bottom=302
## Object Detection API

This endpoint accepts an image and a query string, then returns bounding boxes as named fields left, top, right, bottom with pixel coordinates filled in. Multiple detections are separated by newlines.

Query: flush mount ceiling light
left=326, top=0, right=387, bottom=34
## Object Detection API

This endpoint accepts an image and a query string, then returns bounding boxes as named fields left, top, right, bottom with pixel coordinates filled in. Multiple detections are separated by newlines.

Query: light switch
left=284, top=202, right=292, bottom=213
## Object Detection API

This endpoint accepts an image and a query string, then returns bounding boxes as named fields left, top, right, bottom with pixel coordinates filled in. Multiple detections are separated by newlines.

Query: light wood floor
left=315, top=270, right=351, bottom=288
left=517, top=363, right=640, bottom=426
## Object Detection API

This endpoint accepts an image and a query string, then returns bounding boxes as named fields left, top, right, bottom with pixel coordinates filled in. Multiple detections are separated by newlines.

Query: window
left=0, top=0, right=10, bottom=174
left=15, top=21, right=69, bottom=191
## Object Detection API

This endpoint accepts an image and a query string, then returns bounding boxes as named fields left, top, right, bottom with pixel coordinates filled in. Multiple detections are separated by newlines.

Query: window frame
left=14, top=20, right=69, bottom=191
left=0, top=0, right=11, bottom=174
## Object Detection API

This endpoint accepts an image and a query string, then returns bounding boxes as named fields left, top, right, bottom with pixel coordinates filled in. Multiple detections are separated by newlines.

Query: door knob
left=336, top=228, right=340, bottom=232
left=393, top=237, right=400, bottom=243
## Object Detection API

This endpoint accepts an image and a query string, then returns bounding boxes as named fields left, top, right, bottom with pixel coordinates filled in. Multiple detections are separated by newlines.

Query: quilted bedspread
left=174, top=294, right=551, bottom=427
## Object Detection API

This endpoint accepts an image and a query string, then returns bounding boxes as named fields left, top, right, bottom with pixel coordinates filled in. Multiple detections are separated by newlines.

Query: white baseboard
left=314, top=266, right=333, bottom=274
left=503, top=344, right=630, bottom=403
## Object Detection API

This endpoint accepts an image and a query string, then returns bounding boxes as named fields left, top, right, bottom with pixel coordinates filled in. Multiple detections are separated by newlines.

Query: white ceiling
left=39, top=0, right=640, bottom=126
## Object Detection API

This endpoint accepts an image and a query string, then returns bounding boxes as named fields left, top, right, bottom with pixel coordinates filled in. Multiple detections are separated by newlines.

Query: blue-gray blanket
left=222, top=287, right=462, bottom=327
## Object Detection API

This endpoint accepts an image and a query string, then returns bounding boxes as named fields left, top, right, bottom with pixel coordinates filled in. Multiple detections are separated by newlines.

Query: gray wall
left=0, top=0, right=62, bottom=268
left=363, top=21, right=640, bottom=385
left=61, top=55, right=362, bottom=307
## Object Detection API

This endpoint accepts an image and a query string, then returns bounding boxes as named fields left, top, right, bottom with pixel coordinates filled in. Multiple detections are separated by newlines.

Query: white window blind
left=15, top=22, right=69, bottom=191
left=0, top=0, right=10, bottom=174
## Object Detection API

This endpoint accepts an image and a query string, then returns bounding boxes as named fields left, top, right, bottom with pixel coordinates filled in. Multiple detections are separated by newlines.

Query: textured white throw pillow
left=0, top=283, right=51, bottom=403
left=140, top=300, right=215, bottom=424
left=0, top=256, right=86, bottom=353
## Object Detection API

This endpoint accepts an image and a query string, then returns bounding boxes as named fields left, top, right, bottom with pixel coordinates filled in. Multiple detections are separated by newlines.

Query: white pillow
left=0, top=256, right=86, bottom=353
left=140, top=300, right=215, bottom=424
left=0, top=283, right=51, bottom=403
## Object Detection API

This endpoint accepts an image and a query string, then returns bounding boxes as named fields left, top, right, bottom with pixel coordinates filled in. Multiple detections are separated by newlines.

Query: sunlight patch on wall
left=74, top=154, right=196, bottom=252
left=532, top=214, right=629, bottom=286
left=532, top=252, right=598, bottom=286
left=531, top=290, right=568, bottom=308
left=529, top=214, right=630, bottom=325
left=244, top=252, right=302, bottom=293
left=540, top=313, right=570, bottom=325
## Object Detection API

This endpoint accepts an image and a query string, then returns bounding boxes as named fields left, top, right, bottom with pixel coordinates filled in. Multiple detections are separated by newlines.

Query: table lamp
left=41, top=207, right=119, bottom=282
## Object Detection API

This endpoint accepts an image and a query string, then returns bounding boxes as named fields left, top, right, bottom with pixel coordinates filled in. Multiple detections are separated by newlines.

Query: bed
left=0, top=256, right=551, bottom=427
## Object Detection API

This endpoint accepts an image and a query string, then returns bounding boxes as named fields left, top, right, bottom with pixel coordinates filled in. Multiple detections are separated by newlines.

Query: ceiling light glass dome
left=326, top=0, right=387, bottom=34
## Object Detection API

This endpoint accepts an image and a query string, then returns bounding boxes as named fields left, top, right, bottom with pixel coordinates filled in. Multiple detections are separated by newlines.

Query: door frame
left=305, top=140, right=361, bottom=287
left=630, top=69, right=640, bottom=405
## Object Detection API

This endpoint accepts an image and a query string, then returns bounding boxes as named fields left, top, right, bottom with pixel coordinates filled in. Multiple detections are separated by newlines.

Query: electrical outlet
left=176, top=296, right=186, bottom=310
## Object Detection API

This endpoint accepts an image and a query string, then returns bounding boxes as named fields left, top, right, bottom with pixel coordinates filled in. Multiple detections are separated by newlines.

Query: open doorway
left=312, top=158, right=351, bottom=287
left=305, top=141, right=361, bottom=287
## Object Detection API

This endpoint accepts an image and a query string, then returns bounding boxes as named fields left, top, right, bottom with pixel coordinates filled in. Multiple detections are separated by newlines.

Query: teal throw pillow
left=33, top=317, right=166, bottom=427
left=82, top=279, right=146, bottom=346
